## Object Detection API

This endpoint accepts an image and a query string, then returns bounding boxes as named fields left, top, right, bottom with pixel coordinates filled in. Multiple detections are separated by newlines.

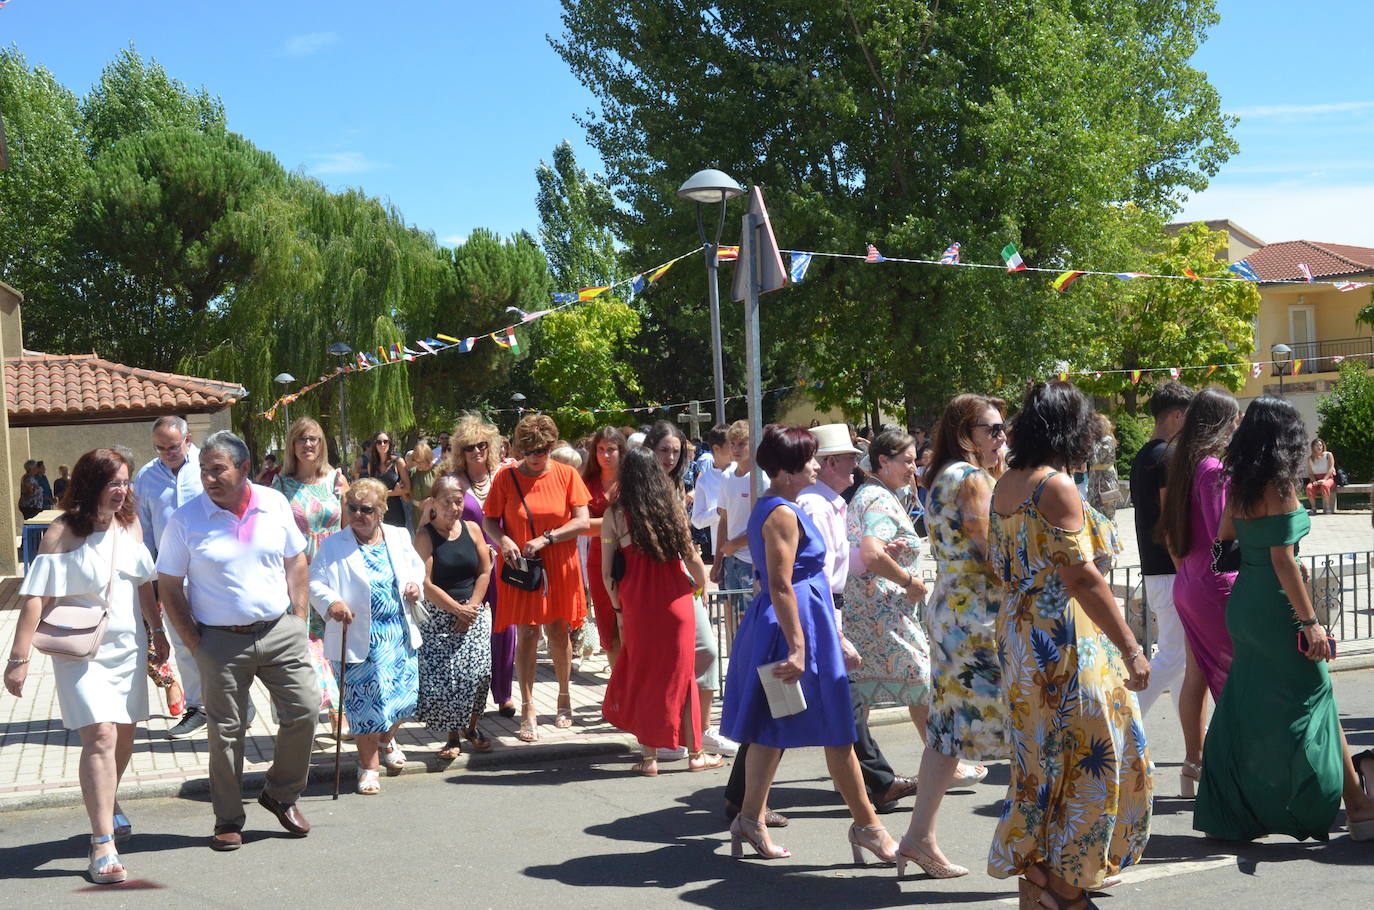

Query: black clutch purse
left=1210, top=538, right=1241, bottom=574
left=500, top=470, right=547, bottom=594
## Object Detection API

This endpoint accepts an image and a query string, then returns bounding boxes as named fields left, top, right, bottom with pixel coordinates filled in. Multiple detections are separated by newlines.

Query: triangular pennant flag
left=1333, top=355, right=1347, bottom=364
left=1227, top=261, right=1260, bottom=281
left=1292, top=358, right=1303, bottom=374
left=1251, top=362, right=1263, bottom=378
left=789, top=252, right=813, bottom=284
left=1169, top=367, right=1181, bottom=379
left=521, top=308, right=552, bottom=323
left=630, top=274, right=647, bottom=295
left=435, top=333, right=461, bottom=345
left=1093, top=371, right=1103, bottom=380
left=552, top=291, right=578, bottom=304
left=1336, top=281, right=1372, bottom=292
left=1051, top=270, right=1084, bottom=293
left=1001, top=244, right=1026, bottom=272
left=1206, top=364, right=1219, bottom=377
left=377, top=346, right=390, bottom=363
left=491, top=327, right=520, bottom=355
left=1113, top=272, right=1147, bottom=280
left=1131, top=369, right=1143, bottom=385
left=1057, top=371, right=1068, bottom=382
left=457, top=337, right=475, bottom=353
left=865, top=243, right=885, bottom=263
left=1297, top=262, right=1314, bottom=283
left=716, top=245, right=739, bottom=261
left=939, top=242, right=961, bottom=265
left=577, top=286, right=609, bottom=301
left=1182, top=268, right=1200, bottom=280
left=417, top=340, right=437, bottom=355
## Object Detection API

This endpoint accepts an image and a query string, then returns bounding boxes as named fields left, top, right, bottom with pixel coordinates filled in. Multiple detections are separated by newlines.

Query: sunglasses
left=346, top=504, right=376, bottom=515
left=525, top=447, right=551, bottom=457
left=974, top=423, right=1007, bottom=437
left=463, top=441, right=489, bottom=453
left=375, top=438, right=391, bottom=446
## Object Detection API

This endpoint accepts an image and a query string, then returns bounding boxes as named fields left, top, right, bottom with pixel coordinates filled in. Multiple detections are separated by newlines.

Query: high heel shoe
left=1180, top=759, right=1202, bottom=799
left=894, top=837, right=969, bottom=879
left=112, top=805, right=132, bottom=843
left=848, top=823, right=897, bottom=865
left=87, top=834, right=127, bottom=885
left=729, top=815, right=790, bottom=859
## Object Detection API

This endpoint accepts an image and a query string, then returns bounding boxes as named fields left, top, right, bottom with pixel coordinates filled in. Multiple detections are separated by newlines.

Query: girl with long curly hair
left=1196, top=396, right=1374, bottom=842
left=599, top=447, right=715, bottom=774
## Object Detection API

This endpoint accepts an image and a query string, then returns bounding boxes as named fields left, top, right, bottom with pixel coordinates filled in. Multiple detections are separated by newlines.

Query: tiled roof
left=5, top=353, right=243, bottom=427
left=1246, top=240, right=1374, bottom=283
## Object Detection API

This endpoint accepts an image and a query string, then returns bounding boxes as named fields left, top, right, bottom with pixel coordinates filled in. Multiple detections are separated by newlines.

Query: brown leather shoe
left=257, top=792, right=310, bottom=836
left=210, top=826, right=243, bottom=851
left=875, top=775, right=919, bottom=812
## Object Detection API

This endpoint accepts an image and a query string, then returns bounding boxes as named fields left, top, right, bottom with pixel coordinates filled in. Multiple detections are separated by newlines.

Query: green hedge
left=1112, top=411, right=1155, bottom=486
left=1317, top=361, right=1374, bottom=485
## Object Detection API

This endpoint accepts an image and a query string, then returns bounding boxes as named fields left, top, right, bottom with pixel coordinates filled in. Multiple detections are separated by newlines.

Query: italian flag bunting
left=1001, top=244, right=1026, bottom=272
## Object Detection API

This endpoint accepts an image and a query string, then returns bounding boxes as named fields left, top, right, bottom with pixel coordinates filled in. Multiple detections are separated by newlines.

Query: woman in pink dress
left=1160, top=387, right=1239, bottom=796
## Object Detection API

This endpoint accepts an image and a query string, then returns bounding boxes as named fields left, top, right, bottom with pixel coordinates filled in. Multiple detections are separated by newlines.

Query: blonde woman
left=442, top=413, right=517, bottom=716
left=407, top=442, right=438, bottom=532
left=310, top=479, right=425, bottom=794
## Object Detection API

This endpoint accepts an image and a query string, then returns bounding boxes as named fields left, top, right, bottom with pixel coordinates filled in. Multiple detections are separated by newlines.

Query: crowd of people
left=5, top=384, right=1373, bottom=901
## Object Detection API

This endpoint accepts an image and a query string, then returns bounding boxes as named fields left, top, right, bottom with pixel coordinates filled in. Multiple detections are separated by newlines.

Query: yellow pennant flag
left=1131, top=369, right=1143, bottom=385
left=1206, top=364, right=1218, bottom=377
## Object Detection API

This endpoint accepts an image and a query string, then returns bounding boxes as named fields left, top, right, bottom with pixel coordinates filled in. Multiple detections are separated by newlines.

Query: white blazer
left=310, top=523, right=426, bottom=663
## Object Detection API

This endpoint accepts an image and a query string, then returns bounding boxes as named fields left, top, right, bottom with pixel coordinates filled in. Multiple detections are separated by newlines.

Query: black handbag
left=499, top=470, right=546, bottom=594
left=1335, top=467, right=1349, bottom=487
left=1210, top=537, right=1241, bottom=574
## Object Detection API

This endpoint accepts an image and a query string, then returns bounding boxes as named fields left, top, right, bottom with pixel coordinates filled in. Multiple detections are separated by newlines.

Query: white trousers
left=1136, top=573, right=1186, bottom=716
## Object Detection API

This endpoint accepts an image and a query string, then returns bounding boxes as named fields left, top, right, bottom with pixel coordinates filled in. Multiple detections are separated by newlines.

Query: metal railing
left=1274, top=336, right=1374, bottom=375
left=1109, top=550, right=1374, bottom=649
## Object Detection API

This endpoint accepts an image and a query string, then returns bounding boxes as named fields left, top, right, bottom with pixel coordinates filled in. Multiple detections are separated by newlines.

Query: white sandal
left=378, top=739, right=407, bottom=771
left=356, top=768, right=381, bottom=795
left=947, top=762, right=989, bottom=788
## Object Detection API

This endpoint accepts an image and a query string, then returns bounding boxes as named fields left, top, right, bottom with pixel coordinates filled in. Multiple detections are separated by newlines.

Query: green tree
left=553, top=0, right=1237, bottom=421
left=1317, top=360, right=1374, bottom=485
left=533, top=141, right=641, bottom=434
left=80, top=45, right=225, bottom=156
left=0, top=49, right=91, bottom=328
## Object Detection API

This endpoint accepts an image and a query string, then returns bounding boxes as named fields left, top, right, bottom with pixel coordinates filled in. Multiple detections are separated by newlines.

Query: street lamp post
left=328, top=343, right=353, bottom=470
left=1272, top=342, right=1293, bottom=398
left=273, top=372, right=296, bottom=432
left=677, top=168, right=745, bottom=426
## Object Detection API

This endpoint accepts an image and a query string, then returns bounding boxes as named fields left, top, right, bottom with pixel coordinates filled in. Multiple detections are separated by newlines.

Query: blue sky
left=3, top=0, right=1370, bottom=248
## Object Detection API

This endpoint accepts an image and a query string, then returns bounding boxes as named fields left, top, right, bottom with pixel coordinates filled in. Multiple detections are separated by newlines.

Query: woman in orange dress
left=483, top=414, right=591, bottom=742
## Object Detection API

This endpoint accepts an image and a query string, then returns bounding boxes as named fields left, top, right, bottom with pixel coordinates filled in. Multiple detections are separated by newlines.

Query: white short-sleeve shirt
left=719, top=466, right=755, bottom=565
left=155, top=484, right=307, bottom=625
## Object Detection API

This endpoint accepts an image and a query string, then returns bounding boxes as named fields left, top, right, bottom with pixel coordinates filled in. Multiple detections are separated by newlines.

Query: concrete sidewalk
left=4, top=503, right=1373, bottom=812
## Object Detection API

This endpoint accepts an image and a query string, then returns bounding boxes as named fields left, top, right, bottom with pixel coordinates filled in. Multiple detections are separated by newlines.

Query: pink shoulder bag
left=32, top=530, right=119, bottom=661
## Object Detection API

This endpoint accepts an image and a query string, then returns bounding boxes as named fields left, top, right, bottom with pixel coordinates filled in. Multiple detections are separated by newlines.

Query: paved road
left=3, top=670, right=1372, bottom=908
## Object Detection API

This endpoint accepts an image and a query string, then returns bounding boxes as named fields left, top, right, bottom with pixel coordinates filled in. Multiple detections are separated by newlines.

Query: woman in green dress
left=1197, top=396, right=1374, bottom=842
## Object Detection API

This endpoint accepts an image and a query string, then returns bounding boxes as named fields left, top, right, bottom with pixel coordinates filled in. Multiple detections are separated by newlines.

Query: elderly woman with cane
left=311, top=479, right=426, bottom=795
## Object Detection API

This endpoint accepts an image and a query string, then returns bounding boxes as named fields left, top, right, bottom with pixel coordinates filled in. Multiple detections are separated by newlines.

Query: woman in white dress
left=4, top=449, right=162, bottom=884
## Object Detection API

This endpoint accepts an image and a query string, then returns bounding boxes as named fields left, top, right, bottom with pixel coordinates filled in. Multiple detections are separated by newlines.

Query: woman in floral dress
left=988, top=382, right=1152, bottom=910
left=272, top=417, right=348, bottom=730
left=898, top=394, right=1008, bottom=879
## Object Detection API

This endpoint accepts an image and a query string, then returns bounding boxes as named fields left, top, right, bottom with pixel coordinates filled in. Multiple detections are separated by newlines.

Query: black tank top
left=424, top=521, right=479, bottom=603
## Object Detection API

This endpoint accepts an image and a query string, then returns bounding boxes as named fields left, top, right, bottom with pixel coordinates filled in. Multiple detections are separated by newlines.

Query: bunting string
left=1049, top=350, right=1373, bottom=384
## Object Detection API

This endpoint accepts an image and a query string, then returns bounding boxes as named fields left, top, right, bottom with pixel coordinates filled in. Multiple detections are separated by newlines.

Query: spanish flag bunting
left=716, top=245, right=739, bottom=261
left=1206, top=364, right=1218, bottom=377
left=1050, top=270, right=1084, bottom=293
left=577, top=286, right=610, bottom=302
left=1130, top=369, right=1143, bottom=385
left=1182, top=268, right=1200, bottom=280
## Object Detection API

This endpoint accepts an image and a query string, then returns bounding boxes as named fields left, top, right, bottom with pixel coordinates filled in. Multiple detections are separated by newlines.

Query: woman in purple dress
left=720, top=425, right=896, bottom=864
left=1160, top=387, right=1239, bottom=797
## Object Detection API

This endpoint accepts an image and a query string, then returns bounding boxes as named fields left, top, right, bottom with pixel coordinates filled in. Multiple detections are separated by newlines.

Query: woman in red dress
left=600, top=447, right=719, bottom=774
left=482, top=415, right=591, bottom=742
left=580, top=427, right=626, bottom=667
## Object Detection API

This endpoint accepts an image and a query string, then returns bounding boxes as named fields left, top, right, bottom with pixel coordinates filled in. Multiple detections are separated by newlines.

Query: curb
left=0, top=735, right=639, bottom=814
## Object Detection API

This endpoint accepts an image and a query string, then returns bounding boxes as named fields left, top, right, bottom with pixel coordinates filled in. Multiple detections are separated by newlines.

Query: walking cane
left=332, top=618, right=349, bottom=800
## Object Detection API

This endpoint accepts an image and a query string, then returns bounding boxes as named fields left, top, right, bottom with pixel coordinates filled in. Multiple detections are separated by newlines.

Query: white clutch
left=756, top=660, right=808, bottom=718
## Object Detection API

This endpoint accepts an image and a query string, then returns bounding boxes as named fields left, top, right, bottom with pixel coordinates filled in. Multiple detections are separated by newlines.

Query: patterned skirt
left=416, top=602, right=493, bottom=732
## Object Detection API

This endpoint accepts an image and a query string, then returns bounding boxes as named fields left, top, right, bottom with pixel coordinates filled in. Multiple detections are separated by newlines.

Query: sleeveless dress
left=459, top=477, right=516, bottom=708
left=923, top=462, right=1007, bottom=761
left=273, top=470, right=344, bottom=709
left=417, top=521, right=493, bottom=732
left=333, top=542, right=419, bottom=733
left=1195, top=509, right=1345, bottom=841
left=601, top=517, right=700, bottom=749
left=1170, top=456, right=1236, bottom=699
left=369, top=459, right=407, bottom=527
left=843, top=478, right=931, bottom=707
left=719, top=496, right=856, bottom=749
left=987, top=472, right=1151, bottom=891
left=19, top=524, right=157, bottom=729
left=585, top=475, right=618, bottom=649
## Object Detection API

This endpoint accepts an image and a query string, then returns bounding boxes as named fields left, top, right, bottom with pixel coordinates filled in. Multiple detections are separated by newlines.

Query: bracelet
left=902, top=572, right=915, bottom=588
left=7, top=657, right=29, bottom=664
left=1299, top=616, right=1319, bottom=628
left=153, top=628, right=167, bottom=635
left=1123, top=646, right=1144, bottom=662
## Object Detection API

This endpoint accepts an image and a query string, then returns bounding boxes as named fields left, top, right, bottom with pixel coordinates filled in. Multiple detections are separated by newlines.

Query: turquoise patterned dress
left=333, top=542, right=419, bottom=734
left=924, top=462, right=1008, bottom=760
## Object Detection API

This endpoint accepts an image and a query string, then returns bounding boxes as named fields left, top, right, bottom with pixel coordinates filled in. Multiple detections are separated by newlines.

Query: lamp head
left=328, top=342, right=353, bottom=357
left=677, top=168, right=745, bottom=204
left=274, top=372, right=296, bottom=384
left=1271, top=343, right=1293, bottom=360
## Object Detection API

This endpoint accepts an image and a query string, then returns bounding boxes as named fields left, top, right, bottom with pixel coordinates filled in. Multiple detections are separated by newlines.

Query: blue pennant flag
left=1227, top=260, right=1260, bottom=282
left=630, top=274, right=647, bottom=295
left=789, top=252, right=813, bottom=284
left=552, top=291, right=578, bottom=304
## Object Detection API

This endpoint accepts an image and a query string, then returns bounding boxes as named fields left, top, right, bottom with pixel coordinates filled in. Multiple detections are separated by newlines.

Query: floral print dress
left=274, top=470, right=345, bottom=709
left=924, top=462, right=1007, bottom=761
left=987, top=471, right=1151, bottom=891
left=843, top=479, right=930, bottom=707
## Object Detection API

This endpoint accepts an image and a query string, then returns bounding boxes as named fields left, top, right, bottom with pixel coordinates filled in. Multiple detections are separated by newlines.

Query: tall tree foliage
left=553, top=0, right=1238, bottom=421
left=533, top=141, right=641, bottom=435
left=80, top=45, right=225, bottom=157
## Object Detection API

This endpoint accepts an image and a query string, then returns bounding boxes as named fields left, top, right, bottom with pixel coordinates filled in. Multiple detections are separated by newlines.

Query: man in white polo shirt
left=158, top=431, right=317, bottom=852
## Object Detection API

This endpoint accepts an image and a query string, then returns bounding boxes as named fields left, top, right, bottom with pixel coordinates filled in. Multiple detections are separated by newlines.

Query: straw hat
left=811, top=423, right=860, bottom=456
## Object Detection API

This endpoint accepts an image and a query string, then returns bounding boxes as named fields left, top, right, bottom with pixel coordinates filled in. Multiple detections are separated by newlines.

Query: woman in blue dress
left=720, top=425, right=897, bottom=863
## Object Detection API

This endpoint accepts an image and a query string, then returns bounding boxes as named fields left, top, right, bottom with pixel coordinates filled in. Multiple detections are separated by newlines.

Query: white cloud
left=306, top=151, right=384, bottom=175
left=283, top=32, right=338, bottom=57
left=1229, top=101, right=1374, bottom=119
left=439, top=234, right=467, bottom=247
left=1177, top=181, right=1374, bottom=248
